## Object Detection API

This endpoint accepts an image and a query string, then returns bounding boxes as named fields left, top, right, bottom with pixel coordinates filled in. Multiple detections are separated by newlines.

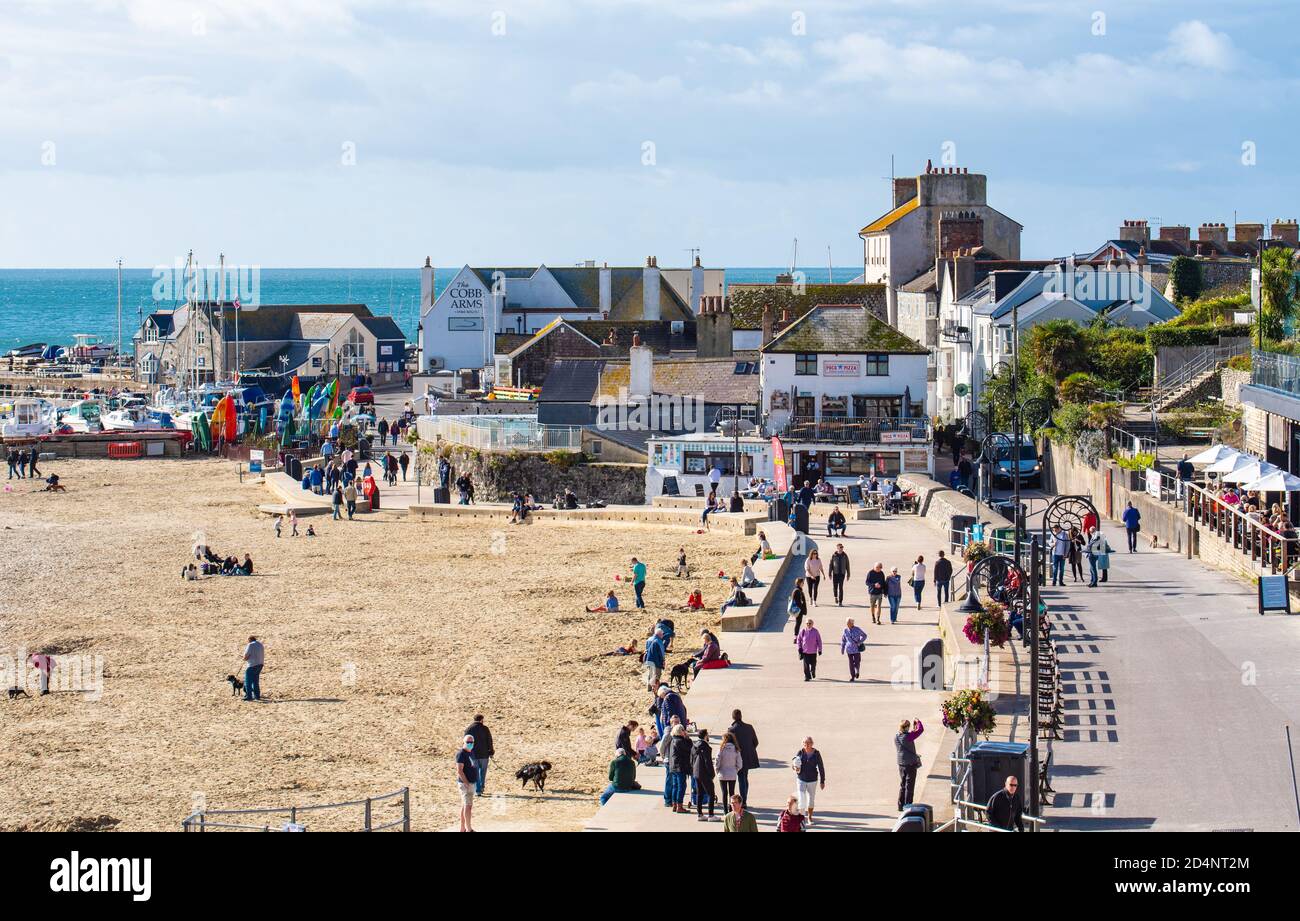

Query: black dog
left=225, top=674, right=244, bottom=696
left=668, top=661, right=692, bottom=690
left=7, top=687, right=29, bottom=700
left=515, top=761, right=552, bottom=792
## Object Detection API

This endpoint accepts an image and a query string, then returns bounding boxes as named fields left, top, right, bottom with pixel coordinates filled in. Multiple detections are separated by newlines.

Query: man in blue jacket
left=1122, top=501, right=1141, bottom=553
left=657, top=685, right=688, bottom=731
left=643, top=628, right=666, bottom=692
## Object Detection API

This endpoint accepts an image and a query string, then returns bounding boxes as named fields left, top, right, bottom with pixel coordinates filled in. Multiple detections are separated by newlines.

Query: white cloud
left=1163, top=20, right=1235, bottom=72
left=569, top=71, right=685, bottom=104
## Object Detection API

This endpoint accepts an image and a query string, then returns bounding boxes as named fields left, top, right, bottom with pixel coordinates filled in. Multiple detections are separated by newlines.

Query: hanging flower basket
left=941, top=689, right=998, bottom=736
left=962, top=600, right=1011, bottom=647
left=962, top=540, right=990, bottom=567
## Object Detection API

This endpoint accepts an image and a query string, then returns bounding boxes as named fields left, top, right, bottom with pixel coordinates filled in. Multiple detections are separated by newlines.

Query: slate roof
left=539, top=359, right=605, bottom=403
left=507, top=319, right=601, bottom=359
left=569, top=320, right=695, bottom=354
left=465, top=266, right=693, bottom=322
left=762, top=305, right=928, bottom=355
left=584, top=425, right=652, bottom=456
left=593, top=358, right=762, bottom=404
left=293, top=312, right=354, bottom=341
left=243, top=341, right=314, bottom=375
left=146, top=312, right=175, bottom=337
left=899, top=268, right=938, bottom=294
left=359, top=316, right=406, bottom=341
left=211, top=303, right=372, bottom=342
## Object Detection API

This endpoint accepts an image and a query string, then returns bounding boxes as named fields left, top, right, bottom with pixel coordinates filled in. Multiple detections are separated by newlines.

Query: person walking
left=866, top=563, right=886, bottom=625
left=895, top=717, right=924, bottom=811
left=1122, top=501, right=1141, bottom=553
left=455, top=734, right=478, bottom=832
left=629, top=557, right=647, bottom=609
left=792, top=737, right=826, bottom=826
left=885, top=566, right=903, bottom=624
left=723, top=794, right=759, bottom=832
left=464, top=714, right=495, bottom=796
left=331, top=483, right=344, bottom=520
left=27, top=448, right=39, bottom=479
left=804, top=549, right=823, bottom=606
left=343, top=480, right=358, bottom=520
left=1085, top=528, right=1103, bottom=587
left=727, top=710, right=760, bottom=806
left=986, top=775, right=1024, bottom=831
left=1050, top=524, right=1069, bottom=586
left=690, top=729, right=717, bottom=821
left=399, top=450, right=410, bottom=481
left=798, top=618, right=823, bottom=681
left=829, top=543, right=850, bottom=606
left=789, top=577, right=808, bottom=644
left=6, top=448, right=18, bottom=480
left=377, top=417, right=389, bottom=445
left=241, top=635, right=264, bottom=702
left=599, top=748, right=639, bottom=805
left=665, top=724, right=692, bottom=814
left=644, top=628, right=666, bottom=691
left=714, top=731, right=743, bottom=807
left=910, top=555, right=926, bottom=610
left=1176, top=451, right=1194, bottom=499
left=933, top=550, right=953, bottom=606
left=840, top=617, right=867, bottom=682
left=1095, top=531, right=1113, bottom=583
left=777, top=795, right=807, bottom=832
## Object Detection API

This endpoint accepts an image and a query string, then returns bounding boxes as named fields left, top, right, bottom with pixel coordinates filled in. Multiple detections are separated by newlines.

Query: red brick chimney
left=1235, top=222, right=1265, bottom=244
left=1271, top=219, right=1299, bottom=246
left=939, top=210, right=984, bottom=258
left=1158, top=224, right=1191, bottom=248
left=1198, top=223, right=1228, bottom=246
left=1119, top=219, right=1150, bottom=246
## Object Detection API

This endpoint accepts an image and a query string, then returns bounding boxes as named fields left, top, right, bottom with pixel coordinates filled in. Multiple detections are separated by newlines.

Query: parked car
left=347, top=386, right=375, bottom=406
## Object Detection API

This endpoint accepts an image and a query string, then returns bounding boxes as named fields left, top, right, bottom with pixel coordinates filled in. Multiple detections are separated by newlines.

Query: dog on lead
left=7, top=687, right=30, bottom=700
left=668, top=660, right=692, bottom=690
left=515, top=761, right=552, bottom=792
left=225, top=674, right=244, bottom=697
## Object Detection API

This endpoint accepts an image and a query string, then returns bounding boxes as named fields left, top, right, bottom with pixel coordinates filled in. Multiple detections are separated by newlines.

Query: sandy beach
left=0, top=458, right=748, bottom=831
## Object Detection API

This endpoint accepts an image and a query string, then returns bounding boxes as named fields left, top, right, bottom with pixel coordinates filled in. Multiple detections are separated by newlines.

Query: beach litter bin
left=891, top=803, right=933, bottom=832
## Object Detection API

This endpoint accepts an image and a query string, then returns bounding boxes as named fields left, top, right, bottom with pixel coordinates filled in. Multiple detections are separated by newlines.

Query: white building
left=417, top=257, right=724, bottom=373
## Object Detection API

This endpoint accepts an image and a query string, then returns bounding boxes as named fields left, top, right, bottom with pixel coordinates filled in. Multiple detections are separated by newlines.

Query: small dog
left=668, top=660, right=692, bottom=690
left=1149, top=532, right=1160, bottom=549
left=515, top=761, right=553, bottom=792
left=225, top=674, right=244, bottom=696
left=7, top=686, right=29, bottom=700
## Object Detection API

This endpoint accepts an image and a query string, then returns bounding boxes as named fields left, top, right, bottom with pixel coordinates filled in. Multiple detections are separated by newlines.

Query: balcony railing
left=1185, top=481, right=1299, bottom=575
left=776, top=415, right=931, bottom=445
left=940, top=322, right=971, bottom=343
left=416, top=414, right=583, bottom=452
left=1251, top=349, right=1300, bottom=399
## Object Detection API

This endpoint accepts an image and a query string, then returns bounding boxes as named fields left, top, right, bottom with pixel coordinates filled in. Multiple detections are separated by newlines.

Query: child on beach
left=274, top=516, right=283, bottom=538
left=676, top=548, right=688, bottom=578
left=681, top=589, right=704, bottom=611
left=587, top=590, right=619, bottom=612
left=289, top=511, right=299, bottom=537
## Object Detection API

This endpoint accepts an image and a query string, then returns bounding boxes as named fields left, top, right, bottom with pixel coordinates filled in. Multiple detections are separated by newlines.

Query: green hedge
left=1145, top=323, right=1251, bottom=349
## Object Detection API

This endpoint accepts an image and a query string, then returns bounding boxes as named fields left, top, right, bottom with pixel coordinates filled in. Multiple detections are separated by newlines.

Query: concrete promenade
left=586, top=510, right=954, bottom=831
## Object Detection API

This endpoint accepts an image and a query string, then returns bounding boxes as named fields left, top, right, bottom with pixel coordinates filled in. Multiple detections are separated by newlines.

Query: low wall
left=1222, top=367, right=1250, bottom=409
left=650, top=495, right=878, bottom=520
left=720, top=522, right=805, bottom=631
left=897, top=473, right=989, bottom=543
left=408, top=503, right=767, bottom=535
left=1043, top=441, right=1191, bottom=554
left=416, top=444, right=646, bottom=505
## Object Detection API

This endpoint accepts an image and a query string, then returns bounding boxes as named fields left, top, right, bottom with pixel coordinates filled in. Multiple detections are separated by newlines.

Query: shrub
left=1113, top=451, right=1155, bottom=471
left=1051, top=402, right=1088, bottom=442
left=1226, top=353, right=1252, bottom=371
left=1146, top=323, right=1252, bottom=349
left=1090, top=336, right=1152, bottom=389
left=1169, top=255, right=1204, bottom=303
left=542, top=449, right=587, bottom=468
left=1085, top=400, right=1124, bottom=430
left=1059, top=372, right=1102, bottom=404
left=1025, top=320, right=1091, bottom=381
left=1076, top=430, right=1106, bottom=468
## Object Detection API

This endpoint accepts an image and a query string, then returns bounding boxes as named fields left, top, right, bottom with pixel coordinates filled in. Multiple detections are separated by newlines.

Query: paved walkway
left=586, top=511, right=953, bottom=831
left=1038, top=518, right=1300, bottom=830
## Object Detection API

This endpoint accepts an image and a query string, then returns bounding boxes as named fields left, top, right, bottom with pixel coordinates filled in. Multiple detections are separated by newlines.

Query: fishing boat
left=0, top=399, right=56, bottom=438
left=56, top=399, right=105, bottom=433
left=102, top=406, right=177, bottom=431
left=58, top=334, right=115, bottom=362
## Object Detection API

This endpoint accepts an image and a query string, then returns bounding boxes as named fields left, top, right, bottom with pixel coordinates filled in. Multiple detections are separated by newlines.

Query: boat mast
left=116, top=258, right=123, bottom=362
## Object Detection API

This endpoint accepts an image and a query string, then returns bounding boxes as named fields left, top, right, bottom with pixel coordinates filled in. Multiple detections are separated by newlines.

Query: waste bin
left=769, top=496, right=790, bottom=523
left=433, top=486, right=450, bottom=504
left=967, top=740, right=1028, bottom=804
left=891, top=802, right=933, bottom=832
left=729, top=494, right=744, bottom=513
left=791, top=502, right=809, bottom=535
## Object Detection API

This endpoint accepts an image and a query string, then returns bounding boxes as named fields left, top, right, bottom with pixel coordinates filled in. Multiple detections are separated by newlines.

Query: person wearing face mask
left=456, top=734, right=479, bottom=832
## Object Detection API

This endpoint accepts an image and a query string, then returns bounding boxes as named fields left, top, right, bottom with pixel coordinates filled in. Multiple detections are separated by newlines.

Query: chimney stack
left=643, top=257, right=661, bottom=322
left=691, top=255, right=704, bottom=314
left=1198, top=223, right=1228, bottom=246
left=1119, top=220, right=1150, bottom=246
left=1235, top=222, right=1265, bottom=244
left=761, top=304, right=775, bottom=347
left=1158, top=224, right=1191, bottom=248
left=1272, top=219, right=1300, bottom=246
left=893, top=176, right=918, bottom=208
left=629, top=332, right=653, bottom=398
left=939, top=210, right=984, bottom=258
left=420, top=257, right=435, bottom=313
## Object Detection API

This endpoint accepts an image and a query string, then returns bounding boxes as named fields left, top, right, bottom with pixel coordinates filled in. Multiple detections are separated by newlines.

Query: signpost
left=248, top=449, right=264, bottom=475
left=1258, top=574, right=1292, bottom=616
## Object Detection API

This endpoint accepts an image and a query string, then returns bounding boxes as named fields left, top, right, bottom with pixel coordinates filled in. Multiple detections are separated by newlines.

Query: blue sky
left=1, top=0, right=1296, bottom=268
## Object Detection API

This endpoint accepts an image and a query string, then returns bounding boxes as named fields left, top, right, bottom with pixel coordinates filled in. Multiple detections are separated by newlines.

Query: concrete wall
left=1222, top=367, right=1250, bottom=408
left=417, top=444, right=647, bottom=504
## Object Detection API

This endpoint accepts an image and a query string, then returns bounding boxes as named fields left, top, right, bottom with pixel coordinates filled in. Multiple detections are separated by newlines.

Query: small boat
left=59, top=334, right=115, bottom=362
left=57, top=400, right=104, bottom=433
left=102, top=406, right=177, bottom=431
left=0, top=399, right=56, bottom=438
left=4, top=343, right=47, bottom=359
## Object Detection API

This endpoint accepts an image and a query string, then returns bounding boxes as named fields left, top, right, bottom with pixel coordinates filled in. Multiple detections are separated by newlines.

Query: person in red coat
left=777, top=795, right=807, bottom=832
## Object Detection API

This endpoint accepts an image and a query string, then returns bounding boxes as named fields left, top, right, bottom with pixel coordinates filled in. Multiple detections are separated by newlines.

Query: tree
left=1169, top=256, right=1203, bottom=303
left=979, top=357, right=1056, bottom=433
left=1059, top=372, right=1102, bottom=404
left=1024, top=319, right=1090, bottom=382
left=1260, top=248, right=1297, bottom=340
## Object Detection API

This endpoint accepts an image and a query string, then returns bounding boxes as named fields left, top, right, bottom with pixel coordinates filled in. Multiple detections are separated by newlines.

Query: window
left=196, top=328, right=206, bottom=345
left=145, top=325, right=159, bottom=343
left=795, top=353, right=817, bottom=375
left=926, top=300, right=939, bottom=319
left=589, top=439, right=603, bottom=456
left=864, top=353, right=889, bottom=376
left=685, top=452, right=751, bottom=476
left=853, top=396, right=902, bottom=418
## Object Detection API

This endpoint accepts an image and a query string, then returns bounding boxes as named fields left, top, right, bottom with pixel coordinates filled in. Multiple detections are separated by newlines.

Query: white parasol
left=1223, top=460, right=1280, bottom=484
left=1240, top=470, right=1300, bottom=492
left=1188, top=444, right=1241, bottom=466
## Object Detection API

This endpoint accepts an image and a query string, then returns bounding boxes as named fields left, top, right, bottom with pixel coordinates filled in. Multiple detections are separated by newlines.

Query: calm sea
left=0, top=266, right=864, bottom=349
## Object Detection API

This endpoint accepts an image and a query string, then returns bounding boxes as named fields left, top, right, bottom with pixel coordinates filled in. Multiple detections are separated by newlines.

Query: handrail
left=1185, top=481, right=1299, bottom=574
left=1145, top=344, right=1238, bottom=414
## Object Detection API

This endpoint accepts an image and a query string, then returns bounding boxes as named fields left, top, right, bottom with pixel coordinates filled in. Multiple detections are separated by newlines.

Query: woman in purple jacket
left=840, top=618, right=868, bottom=682
left=798, top=619, right=823, bottom=681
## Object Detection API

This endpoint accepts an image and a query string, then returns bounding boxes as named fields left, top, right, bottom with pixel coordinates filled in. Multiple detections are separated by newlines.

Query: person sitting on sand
left=563, top=487, right=579, bottom=510
left=587, top=590, right=619, bottom=613
left=740, top=560, right=762, bottom=589
left=305, top=525, right=316, bottom=537
left=42, top=474, right=65, bottom=492
left=242, top=554, right=254, bottom=576
left=182, top=563, right=198, bottom=581
left=509, top=493, right=529, bottom=525
left=682, top=589, right=704, bottom=611
left=221, top=556, right=237, bottom=575
left=602, top=639, right=638, bottom=657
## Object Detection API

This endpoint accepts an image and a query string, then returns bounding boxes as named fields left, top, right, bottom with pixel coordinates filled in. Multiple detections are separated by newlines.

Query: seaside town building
left=133, top=302, right=405, bottom=389
left=417, top=257, right=724, bottom=375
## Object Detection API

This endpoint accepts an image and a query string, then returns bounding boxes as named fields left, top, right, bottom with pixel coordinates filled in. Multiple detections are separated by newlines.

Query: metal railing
left=1251, top=349, right=1300, bottom=399
left=776, top=415, right=931, bottom=445
left=416, top=413, right=583, bottom=452
left=940, top=322, right=971, bottom=343
left=1107, top=424, right=1157, bottom=459
left=1146, top=344, right=1242, bottom=413
left=1185, top=482, right=1299, bottom=575
left=182, top=787, right=410, bottom=832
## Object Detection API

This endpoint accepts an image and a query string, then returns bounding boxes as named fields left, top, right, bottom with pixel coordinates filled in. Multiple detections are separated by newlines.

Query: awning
left=1188, top=444, right=1240, bottom=466
left=1223, top=460, right=1280, bottom=484
left=1241, top=470, right=1300, bottom=492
